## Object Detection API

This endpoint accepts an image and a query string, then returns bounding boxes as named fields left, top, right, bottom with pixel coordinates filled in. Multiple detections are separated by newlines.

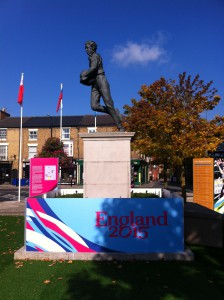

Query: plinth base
left=79, top=132, right=135, bottom=198
left=14, top=246, right=194, bottom=261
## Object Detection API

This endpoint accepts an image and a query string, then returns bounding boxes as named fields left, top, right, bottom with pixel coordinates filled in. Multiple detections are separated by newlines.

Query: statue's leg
left=98, top=77, right=124, bottom=131
left=91, top=86, right=107, bottom=113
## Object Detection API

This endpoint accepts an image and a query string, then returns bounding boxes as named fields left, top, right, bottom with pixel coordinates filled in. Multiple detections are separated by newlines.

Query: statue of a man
left=80, top=41, right=124, bottom=131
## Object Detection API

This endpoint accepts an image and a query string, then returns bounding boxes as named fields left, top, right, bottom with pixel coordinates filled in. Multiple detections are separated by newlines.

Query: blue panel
left=26, top=198, right=184, bottom=253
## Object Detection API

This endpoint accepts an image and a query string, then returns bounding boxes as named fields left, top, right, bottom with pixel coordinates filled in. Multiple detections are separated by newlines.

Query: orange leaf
left=43, top=280, right=51, bottom=284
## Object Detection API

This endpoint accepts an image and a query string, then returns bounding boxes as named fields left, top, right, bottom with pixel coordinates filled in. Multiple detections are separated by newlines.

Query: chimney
left=0, top=108, right=10, bottom=120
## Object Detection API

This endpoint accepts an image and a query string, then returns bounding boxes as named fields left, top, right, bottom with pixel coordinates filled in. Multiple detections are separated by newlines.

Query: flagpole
left=60, top=83, right=63, bottom=141
left=95, top=112, right=97, bottom=132
left=18, top=104, right=23, bottom=202
left=17, top=72, right=24, bottom=203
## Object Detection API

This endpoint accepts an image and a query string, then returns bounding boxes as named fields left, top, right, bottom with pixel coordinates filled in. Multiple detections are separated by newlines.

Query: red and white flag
left=56, top=83, right=63, bottom=112
left=17, top=73, right=24, bottom=106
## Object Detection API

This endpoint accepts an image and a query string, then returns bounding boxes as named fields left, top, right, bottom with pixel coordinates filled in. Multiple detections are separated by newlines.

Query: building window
left=63, top=141, right=73, bottom=156
left=29, top=129, right=38, bottom=140
left=0, top=144, right=8, bottom=160
left=88, top=127, right=97, bottom=133
left=62, top=128, right=70, bottom=140
left=0, top=129, right=7, bottom=140
left=28, top=144, right=37, bottom=159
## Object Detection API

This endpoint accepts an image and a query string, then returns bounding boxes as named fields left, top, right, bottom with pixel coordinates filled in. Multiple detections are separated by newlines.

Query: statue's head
left=85, top=41, right=97, bottom=55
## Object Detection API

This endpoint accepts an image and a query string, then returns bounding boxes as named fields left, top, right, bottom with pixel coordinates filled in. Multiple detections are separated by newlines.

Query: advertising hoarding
left=214, top=158, right=224, bottom=214
left=193, top=158, right=214, bottom=210
left=193, top=157, right=224, bottom=214
left=29, top=158, right=59, bottom=197
left=26, top=197, right=184, bottom=253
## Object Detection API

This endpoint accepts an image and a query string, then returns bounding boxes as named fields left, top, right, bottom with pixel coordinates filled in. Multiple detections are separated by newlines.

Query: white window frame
left=88, top=127, right=97, bottom=133
left=63, top=141, right=73, bottom=157
left=28, top=143, right=38, bottom=159
left=62, top=127, right=70, bottom=140
left=28, top=129, right=38, bottom=140
left=0, top=128, right=7, bottom=140
left=0, top=143, right=8, bottom=160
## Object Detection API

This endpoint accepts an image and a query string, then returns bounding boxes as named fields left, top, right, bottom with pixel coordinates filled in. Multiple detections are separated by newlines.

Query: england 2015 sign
left=26, top=198, right=184, bottom=253
left=95, top=210, right=168, bottom=239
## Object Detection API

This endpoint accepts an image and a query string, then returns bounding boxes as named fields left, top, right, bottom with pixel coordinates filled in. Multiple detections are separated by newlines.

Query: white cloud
left=112, top=40, right=167, bottom=67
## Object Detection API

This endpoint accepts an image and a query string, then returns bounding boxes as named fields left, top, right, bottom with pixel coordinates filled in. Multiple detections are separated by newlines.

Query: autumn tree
left=124, top=72, right=224, bottom=199
left=38, top=137, right=73, bottom=169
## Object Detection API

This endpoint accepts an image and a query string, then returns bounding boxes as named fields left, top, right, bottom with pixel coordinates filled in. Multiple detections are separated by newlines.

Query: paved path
left=0, top=184, right=28, bottom=215
left=0, top=200, right=25, bottom=216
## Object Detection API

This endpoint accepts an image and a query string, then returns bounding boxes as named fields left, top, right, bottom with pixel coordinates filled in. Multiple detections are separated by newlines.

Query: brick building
left=0, top=109, right=150, bottom=186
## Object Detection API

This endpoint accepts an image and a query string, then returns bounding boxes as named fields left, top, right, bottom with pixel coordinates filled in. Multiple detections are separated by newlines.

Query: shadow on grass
left=62, top=253, right=224, bottom=300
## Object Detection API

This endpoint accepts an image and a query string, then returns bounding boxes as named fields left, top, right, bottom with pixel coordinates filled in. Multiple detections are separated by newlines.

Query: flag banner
left=18, top=73, right=24, bottom=105
left=56, top=83, right=63, bottom=112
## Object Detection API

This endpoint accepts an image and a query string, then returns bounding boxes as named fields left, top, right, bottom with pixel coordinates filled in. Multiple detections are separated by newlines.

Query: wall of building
left=1, top=118, right=150, bottom=185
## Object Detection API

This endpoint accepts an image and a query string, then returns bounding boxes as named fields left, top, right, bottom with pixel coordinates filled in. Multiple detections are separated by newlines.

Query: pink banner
left=29, top=158, right=59, bottom=197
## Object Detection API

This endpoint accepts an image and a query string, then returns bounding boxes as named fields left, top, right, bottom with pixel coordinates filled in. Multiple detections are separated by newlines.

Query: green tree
left=38, top=137, right=72, bottom=169
left=124, top=72, right=224, bottom=200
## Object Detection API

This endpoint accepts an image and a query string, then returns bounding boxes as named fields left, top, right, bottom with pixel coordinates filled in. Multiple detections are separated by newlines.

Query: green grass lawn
left=0, top=216, right=224, bottom=300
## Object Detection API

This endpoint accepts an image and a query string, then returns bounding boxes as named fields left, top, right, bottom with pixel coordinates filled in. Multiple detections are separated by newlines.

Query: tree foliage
left=123, top=72, right=224, bottom=168
left=37, top=137, right=73, bottom=169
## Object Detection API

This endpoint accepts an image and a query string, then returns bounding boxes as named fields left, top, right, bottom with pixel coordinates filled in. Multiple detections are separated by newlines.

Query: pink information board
left=29, top=158, right=59, bottom=197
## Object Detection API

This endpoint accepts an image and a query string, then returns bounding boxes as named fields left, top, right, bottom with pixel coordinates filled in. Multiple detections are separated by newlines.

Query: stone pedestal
left=79, top=132, right=135, bottom=198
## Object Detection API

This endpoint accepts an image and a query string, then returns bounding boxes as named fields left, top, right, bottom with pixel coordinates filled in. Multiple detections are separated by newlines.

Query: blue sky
left=0, top=0, right=223, bottom=120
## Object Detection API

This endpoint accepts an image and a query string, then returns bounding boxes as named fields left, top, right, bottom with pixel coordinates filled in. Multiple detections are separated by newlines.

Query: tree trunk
left=180, top=166, right=186, bottom=203
left=163, top=161, right=168, bottom=188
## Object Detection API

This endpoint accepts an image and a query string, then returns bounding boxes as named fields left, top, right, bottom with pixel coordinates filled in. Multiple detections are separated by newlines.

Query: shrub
left=131, top=192, right=160, bottom=198
left=55, top=193, right=160, bottom=198
left=56, top=193, right=83, bottom=198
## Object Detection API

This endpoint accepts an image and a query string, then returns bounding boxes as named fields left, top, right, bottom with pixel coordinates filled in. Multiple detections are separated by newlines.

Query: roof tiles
left=0, top=114, right=116, bottom=128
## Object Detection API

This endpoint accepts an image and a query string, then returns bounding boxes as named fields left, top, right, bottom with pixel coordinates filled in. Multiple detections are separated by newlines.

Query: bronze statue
left=80, top=41, right=124, bottom=131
